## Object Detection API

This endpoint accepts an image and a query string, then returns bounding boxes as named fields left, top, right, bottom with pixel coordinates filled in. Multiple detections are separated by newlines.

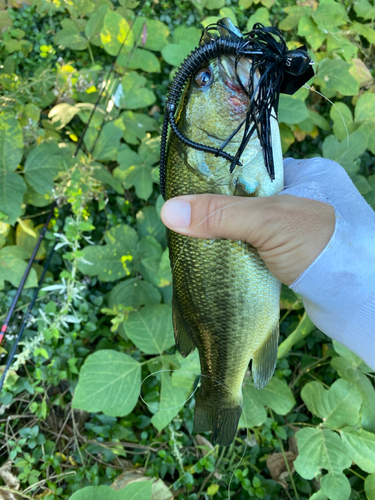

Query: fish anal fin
left=172, top=300, right=196, bottom=358
left=194, top=398, right=242, bottom=447
left=252, top=323, right=279, bottom=390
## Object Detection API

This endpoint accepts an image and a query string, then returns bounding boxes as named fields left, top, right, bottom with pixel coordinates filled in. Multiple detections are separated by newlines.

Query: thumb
left=160, top=194, right=268, bottom=246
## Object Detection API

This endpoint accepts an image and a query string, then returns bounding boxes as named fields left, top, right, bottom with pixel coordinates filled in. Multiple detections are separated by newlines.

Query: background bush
left=0, top=0, right=374, bottom=499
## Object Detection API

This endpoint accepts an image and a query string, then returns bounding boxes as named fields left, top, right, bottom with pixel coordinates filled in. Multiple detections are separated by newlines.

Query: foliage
left=0, top=0, right=374, bottom=499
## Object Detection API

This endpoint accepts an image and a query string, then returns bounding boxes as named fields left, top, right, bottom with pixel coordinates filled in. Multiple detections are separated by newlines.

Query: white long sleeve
left=280, top=157, right=375, bottom=370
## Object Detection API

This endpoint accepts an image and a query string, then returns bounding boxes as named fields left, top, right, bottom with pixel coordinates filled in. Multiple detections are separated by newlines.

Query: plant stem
left=87, top=43, right=95, bottom=65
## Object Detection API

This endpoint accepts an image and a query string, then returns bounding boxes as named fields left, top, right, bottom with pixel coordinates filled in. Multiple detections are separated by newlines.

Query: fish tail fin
left=252, top=322, right=279, bottom=389
left=172, top=299, right=196, bottom=358
left=194, top=389, right=242, bottom=446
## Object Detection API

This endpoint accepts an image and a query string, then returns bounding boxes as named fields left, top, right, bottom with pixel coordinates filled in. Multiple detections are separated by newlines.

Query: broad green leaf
left=54, top=19, right=88, bottom=50
left=330, top=103, right=355, bottom=142
left=124, top=304, right=174, bottom=354
left=322, top=131, right=367, bottom=175
left=16, top=220, right=46, bottom=260
left=118, top=164, right=154, bottom=200
left=138, top=136, right=160, bottom=165
left=311, top=2, right=349, bottom=32
left=331, top=356, right=375, bottom=433
left=113, top=72, right=156, bottom=110
left=355, top=92, right=375, bottom=124
left=326, top=34, right=357, bottom=62
left=315, top=58, right=359, bottom=97
left=320, top=472, right=350, bottom=500
left=23, top=184, right=52, bottom=208
left=258, top=377, right=295, bottom=415
left=126, top=48, right=160, bottom=73
left=206, top=0, right=225, bottom=8
left=219, top=7, right=238, bottom=26
left=301, top=379, right=362, bottom=429
left=91, top=164, right=124, bottom=194
left=352, top=174, right=372, bottom=195
left=246, top=7, right=270, bottom=30
left=136, top=206, right=166, bottom=246
left=100, top=10, right=133, bottom=56
left=131, top=17, right=169, bottom=52
left=108, top=278, right=161, bottom=309
left=24, top=143, right=69, bottom=195
left=121, top=111, right=158, bottom=145
left=309, top=110, right=330, bottom=132
left=239, top=379, right=267, bottom=428
left=78, top=224, right=138, bottom=281
left=278, top=95, right=309, bottom=125
left=365, top=473, right=375, bottom=500
left=340, top=427, right=375, bottom=473
left=279, top=5, right=310, bottom=30
left=0, top=115, right=23, bottom=172
left=298, top=16, right=326, bottom=51
left=358, top=122, right=375, bottom=156
left=171, top=351, right=200, bottom=388
left=48, top=103, right=79, bottom=130
left=69, top=481, right=152, bottom=500
left=310, top=493, right=328, bottom=500
left=72, top=350, right=140, bottom=416
left=84, top=119, right=125, bottom=161
left=161, top=40, right=196, bottom=68
left=151, top=369, right=191, bottom=431
left=279, top=123, right=295, bottom=154
left=352, top=21, right=375, bottom=44
left=0, top=171, right=27, bottom=225
left=0, top=245, right=37, bottom=289
left=85, top=5, right=108, bottom=44
left=354, top=0, right=375, bottom=19
left=294, top=428, right=351, bottom=479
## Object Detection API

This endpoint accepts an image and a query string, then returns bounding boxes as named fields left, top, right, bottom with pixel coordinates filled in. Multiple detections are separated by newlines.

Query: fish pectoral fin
left=172, top=299, right=196, bottom=358
left=194, top=399, right=242, bottom=447
left=252, top=322, right=279, bottom=390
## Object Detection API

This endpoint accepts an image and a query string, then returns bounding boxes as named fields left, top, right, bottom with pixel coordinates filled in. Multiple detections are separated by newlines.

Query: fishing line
left=140, top=366, right=251, bottom=500
left=304, top=83, right=350, bottom=162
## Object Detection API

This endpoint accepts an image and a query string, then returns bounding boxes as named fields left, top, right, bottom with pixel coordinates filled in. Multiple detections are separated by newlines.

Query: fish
left=161, top=18, right=313, bottom=446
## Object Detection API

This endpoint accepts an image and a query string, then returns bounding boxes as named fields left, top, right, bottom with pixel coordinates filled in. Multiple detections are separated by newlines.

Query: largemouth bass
left=161, top=19, right=314, bottom=446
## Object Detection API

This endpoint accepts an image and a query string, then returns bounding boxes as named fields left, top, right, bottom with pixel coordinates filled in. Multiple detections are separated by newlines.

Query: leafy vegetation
left=0, top=0, right=374, bottom=499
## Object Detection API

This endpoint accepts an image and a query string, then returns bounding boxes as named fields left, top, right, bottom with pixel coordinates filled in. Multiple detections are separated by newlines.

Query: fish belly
left=165, top=133, right=281, bottom=446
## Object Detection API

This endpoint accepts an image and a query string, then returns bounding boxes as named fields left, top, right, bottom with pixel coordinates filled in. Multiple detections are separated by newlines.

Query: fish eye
left=195, top=68, right=213, bottom=87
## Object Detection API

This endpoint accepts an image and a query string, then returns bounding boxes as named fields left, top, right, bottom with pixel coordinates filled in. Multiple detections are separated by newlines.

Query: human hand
left=161, top=191, right=335, bottom=286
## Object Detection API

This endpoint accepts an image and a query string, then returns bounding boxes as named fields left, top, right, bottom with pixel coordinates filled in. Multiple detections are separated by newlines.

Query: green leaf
left=258, top=377, right=295, bottom=415
left=161, top=40, right=196, bottom=67
left=219, top=7, right=238, bottom=27
left=126, top=48, right=161, bottom=73
left=85, top=5, right=108, bottom=44
left=239, top=379, right=267, bottom=428
left=131, top=17, right=170, bottom=52
left=309, top=110, right=330, bottom=132
left=330, top=103, right=355, bottom=142
left=322, top=131, right=367, bottom=175
left=54, top=19, right=88, bottom=50
left=0, top=114, right=23, bottom=172
left=0, top=245, right=37, bottom=289
left=114, top=72, right=156, bottom=110
left=48, top=103, right=80, bottom=130
left=69, top=481, right=152, bottom=500
left=294, top=428, right=351, bottom=479
left=320, top=472, right=350, bottom=500
left=355, top=92, right=375, bottom=124
left=108, top=278, right=161, bottom=309
left=352, top=21, right=375, bottom=44
left=117, top=164, right=154, bottom=200
left=246, top=7, right=270, bottom=30
left=124, top=304, right=174, bottom=354
left=171, top=351, right=200, bottom=388
left=84, top=120, right=125, bottom=161
left=298, top=16, right=326, bottom=51
left=91, top=164, right=124, bottom=194
left=340, top=427, right=375, bottom=473
left=315, top=58, right=359, bottom=97
left=78, top=224, right=138, bottom=281
left=0, top=171, right=27, bottom=225
left=72, top=350, right=141, bottom=417
left=151, top=368, right=191, bottom=431
left=121, top=111, right=158, bottom=145
left=326, top=34, right=357, bottom=62
left=279, top=5, right=310, bottom=30
left=332, top=340, right=373, bottom=372
left=365, top=473, right=375, bottom=500
left=100, top=10, right=133, bottom=56
left=311, top=1, right=349, bottom=32
left=354, top=0, right=375, bottom=20
left=136, top=206, right=166, bottom=246
left=24, top=143, right=68, bottom=195
left=331, top=357, right=375, bottom=433
left=278, top=95, right=310, bottom=125
left=301, top=379, right=362, bottom=429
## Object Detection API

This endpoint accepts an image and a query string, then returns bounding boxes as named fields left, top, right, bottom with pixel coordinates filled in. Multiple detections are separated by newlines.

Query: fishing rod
left=0, top=7, right=146, bottom=390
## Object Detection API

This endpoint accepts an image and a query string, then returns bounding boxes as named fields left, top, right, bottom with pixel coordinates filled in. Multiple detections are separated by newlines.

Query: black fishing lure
left=159, top=21, right=314, bottom=198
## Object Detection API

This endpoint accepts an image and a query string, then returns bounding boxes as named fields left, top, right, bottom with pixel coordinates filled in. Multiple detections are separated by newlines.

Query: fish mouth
left=219, top=55, right=259, bottom=96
